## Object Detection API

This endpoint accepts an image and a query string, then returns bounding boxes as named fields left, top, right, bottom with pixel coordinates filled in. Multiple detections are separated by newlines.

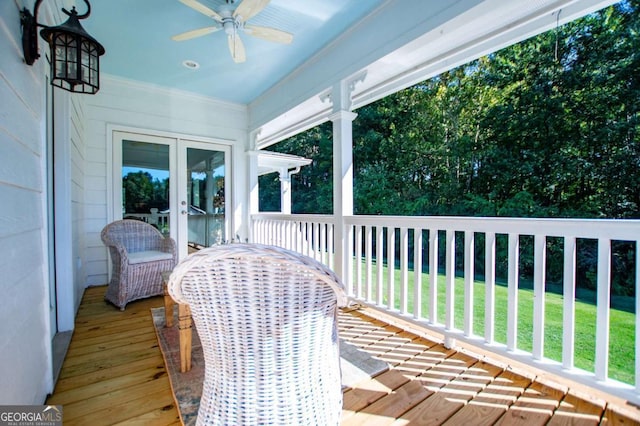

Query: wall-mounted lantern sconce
left=21, top=0, right=105, bottom=94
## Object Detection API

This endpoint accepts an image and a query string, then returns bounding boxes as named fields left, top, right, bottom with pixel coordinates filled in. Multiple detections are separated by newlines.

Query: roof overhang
left=249, top=151, right=313, bottom=176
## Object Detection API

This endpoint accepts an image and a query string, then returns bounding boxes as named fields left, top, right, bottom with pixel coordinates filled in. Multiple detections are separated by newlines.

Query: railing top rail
left=253, top=213, right=640, bottom=240
left=344, top=215, right=640, bottom=240
left=252, top=213, right=337, bottom=225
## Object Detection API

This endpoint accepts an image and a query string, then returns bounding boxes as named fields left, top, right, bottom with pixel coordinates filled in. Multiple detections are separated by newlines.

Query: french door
left=113, top=131, right=231, bottom=260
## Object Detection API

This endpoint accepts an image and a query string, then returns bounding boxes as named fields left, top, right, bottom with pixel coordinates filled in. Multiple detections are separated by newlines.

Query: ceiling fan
left=172, top=0, right=293, bottom=63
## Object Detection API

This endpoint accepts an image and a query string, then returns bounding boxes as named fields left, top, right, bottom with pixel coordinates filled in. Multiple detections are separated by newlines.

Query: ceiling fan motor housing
left=173, top=0, right=294, bottom=63
left=222, top=19, right=236, bottom=35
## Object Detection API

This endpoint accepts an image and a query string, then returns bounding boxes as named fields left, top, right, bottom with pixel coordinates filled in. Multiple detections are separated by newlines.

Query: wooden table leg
left=163, top=283, right=174, bottom=328
left=162, top=270, right=192, bottom=373
left=178, top=303, right=192, bottom=372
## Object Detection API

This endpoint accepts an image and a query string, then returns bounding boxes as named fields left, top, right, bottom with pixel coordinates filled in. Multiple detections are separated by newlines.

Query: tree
left=123, top=171, right=154, bottom=213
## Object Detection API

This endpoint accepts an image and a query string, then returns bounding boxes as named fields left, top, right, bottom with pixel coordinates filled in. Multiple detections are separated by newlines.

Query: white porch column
left=328, top=80, right=358, bottom=284
left=248, top=130, right=261, bottom=242
left=278, top=166, right=304, bottom=215
left=279, top=168, right=292, bottom=215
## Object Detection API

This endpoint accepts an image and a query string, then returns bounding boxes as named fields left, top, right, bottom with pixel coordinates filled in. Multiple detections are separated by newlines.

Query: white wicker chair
left=101, top=219, right=177, bottom=310
left=168, top=243, right=347, bottom=426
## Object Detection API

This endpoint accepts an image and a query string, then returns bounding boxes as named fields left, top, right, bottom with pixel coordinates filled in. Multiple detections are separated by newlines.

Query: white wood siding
left=0, top=0, right=51, bottom=403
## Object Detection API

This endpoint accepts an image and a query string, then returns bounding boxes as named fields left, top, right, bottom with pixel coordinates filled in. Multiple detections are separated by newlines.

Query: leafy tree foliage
left=258, top=173, right=281, bottom=212
left=123, top=171, right=169, bottom=213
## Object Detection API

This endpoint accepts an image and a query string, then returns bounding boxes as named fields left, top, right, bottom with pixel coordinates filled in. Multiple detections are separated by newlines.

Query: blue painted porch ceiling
left=84, top=0, right=386, bottom=104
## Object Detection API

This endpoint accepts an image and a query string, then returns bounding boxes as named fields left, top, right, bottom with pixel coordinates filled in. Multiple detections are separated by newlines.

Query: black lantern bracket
left=20, top=0, right=105, bottom=94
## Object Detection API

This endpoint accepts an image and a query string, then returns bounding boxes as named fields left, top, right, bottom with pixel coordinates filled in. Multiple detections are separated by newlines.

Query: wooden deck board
left=48, top=367, right=169, bottom=406
left=66, top=326, right=157, bottom=350
left=390, top=357, right=502, bottom=425
left=343, top=379, right=434, bottom=426
left=64, top=332, right=158, bottom=358
left=57, top=345, right=162, bottom=379
left=546, top=390, right=606, bottom=425
left=53, top=356, right=166, bottom=393
left=495, top=380, right=566, bottom=425
left=343, top=369, right=411, bottom=417
left=46, top=285, right=640, bottom=425
left=110, top=408, right=182, bottom=426
left=63, top=386, right=179, bottom=426
left=442, top=369, right=532, bottom=425
left=601, top=405, right=640, bottom=425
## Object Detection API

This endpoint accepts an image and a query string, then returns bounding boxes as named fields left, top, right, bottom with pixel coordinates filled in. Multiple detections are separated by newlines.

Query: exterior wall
left=0, top=0, right=52, bottom=403
left=83, top=76, right=248, bottom=287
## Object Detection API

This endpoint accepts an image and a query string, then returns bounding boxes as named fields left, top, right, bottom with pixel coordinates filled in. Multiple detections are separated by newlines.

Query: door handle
left=181, top=210, right=187, bottom=215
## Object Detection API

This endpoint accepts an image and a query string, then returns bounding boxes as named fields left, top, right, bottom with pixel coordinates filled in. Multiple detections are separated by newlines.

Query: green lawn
left=353, top=260, right=635, bottom=385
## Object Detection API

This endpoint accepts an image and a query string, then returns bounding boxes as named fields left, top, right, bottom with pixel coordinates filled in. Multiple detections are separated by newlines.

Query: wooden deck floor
left=47, top=286, right=640, bottom=425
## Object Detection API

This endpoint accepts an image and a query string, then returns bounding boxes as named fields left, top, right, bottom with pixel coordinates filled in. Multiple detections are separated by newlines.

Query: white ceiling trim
left=97, top=74, right=248, bottom=113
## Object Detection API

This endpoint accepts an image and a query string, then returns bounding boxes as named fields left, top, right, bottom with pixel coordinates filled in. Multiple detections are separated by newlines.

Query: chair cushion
left=128, top=250, right=174, bottom=264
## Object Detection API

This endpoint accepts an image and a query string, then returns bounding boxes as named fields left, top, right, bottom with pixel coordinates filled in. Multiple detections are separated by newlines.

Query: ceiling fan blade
left=171, top=26, right=220, bottom=41
left=233, top=0, right=270, bottom=22
left=245, top=25, right=293, bottom=44
left=178, top=0, right=223, bottom=21
left=228, top=33, right=246, bottom=63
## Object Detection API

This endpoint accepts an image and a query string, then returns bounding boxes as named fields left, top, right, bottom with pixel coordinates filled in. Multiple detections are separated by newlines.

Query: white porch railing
left=252, top=214, right=337, bottom=268
left=124, top=210, right=169, bottom=230
left=252, top=213, right=640, bottom=403
left=124, top=211, right=225, bottom=246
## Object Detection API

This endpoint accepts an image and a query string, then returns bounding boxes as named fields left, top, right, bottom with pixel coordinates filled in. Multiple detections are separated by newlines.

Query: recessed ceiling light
left=182, top=60, right=200, bottom=70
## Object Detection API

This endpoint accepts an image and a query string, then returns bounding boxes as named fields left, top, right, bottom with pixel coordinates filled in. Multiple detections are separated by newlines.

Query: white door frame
left=177, top=139, right=232, bottom=259
left=109, top=127, right=234, bottom=260
left=112, top=131, right=178, bottom=242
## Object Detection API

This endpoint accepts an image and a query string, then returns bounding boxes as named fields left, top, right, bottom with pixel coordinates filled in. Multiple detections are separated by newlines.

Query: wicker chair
left=168, top=243, right=347, bottom=426
left=101, top=219, right=177, bottom=310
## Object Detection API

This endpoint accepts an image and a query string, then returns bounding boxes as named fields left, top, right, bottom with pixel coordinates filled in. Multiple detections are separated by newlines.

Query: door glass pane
left=122, top=140, right=170, bottom=235
left=187, top=148, right=226, bottom=247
